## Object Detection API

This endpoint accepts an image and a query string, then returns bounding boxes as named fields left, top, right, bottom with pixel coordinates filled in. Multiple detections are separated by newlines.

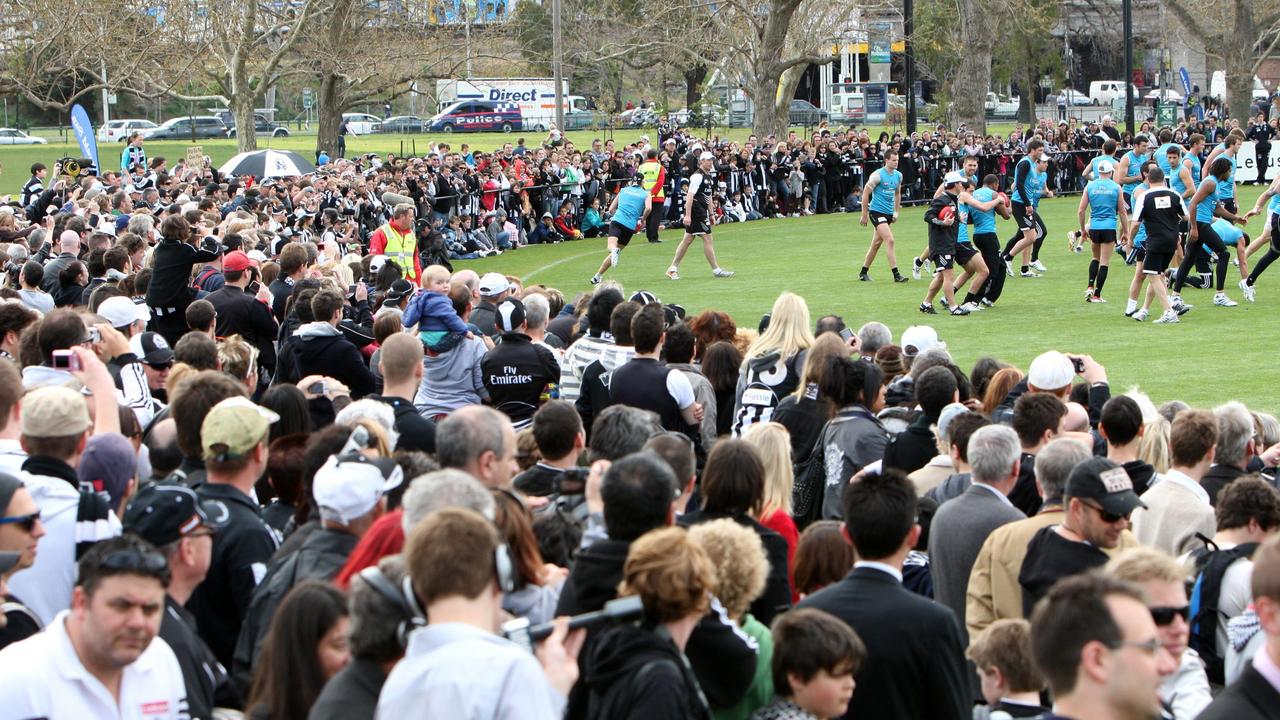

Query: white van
left=1089, top=81, right=1140, bottom=106
left=1208, top=71, right=1269, bottom=102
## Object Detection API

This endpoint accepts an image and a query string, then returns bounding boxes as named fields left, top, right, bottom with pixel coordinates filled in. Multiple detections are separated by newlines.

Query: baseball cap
left=129, top=332, right=174, bottom=367
left=496, top=297, right=526, bottom=333
left=222, top=251, right=253, bottom=272
left=937, top=402, right=971, bottom=442
left=1027, top=350, right=1074, bottom=391
left=699, top=151, right=714, bottom=161
left=629, top=290, right=660, bottom=305
left=98, top=296, right=150, bottom=330
left=900, top=326, right=943, bottom=357
left=201, top=396, right=280, bottom=462
left=942, top=170, right=966, bottom=186
left=1096, top=160, right=1115, bottom=174
left=1065, top=456, right=1146, bottom=517
left=199, top=236, right=226, bottom=256
left=368, top=255, right=388, bottom=275
left=541, top=211, right=553, bottom=219
left=78, top=433, right=140, bottom=507
left=312, top=451, right=404, bottom=525
left=382, top=279, right=415, bottom=303
left=21, top=386, right=90, bottom=438
left=123, top=482, right=228, bottom=547
left=479, top=272, right=511, bottom=296
left=0, top=473, right=23, bottom=515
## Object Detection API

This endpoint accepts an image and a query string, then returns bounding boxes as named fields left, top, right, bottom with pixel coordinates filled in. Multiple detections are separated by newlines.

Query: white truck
left=435, top=78, right=598, bottom=132
left=985, top=92, right=1019, bottom=119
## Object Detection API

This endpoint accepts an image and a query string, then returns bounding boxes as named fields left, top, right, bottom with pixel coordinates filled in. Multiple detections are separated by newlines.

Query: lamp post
left=904, top=0, right=916, bottom=133
left=1123, top=0, right=1135, bottom=135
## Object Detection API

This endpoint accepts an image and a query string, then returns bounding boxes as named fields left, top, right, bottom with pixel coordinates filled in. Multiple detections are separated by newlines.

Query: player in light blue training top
left=859, top=149, right=908, bottom=282
left=1077, top=160, right=1128, bottom=303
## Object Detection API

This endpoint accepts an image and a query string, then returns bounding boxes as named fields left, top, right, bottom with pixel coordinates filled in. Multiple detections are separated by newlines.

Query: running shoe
left=590, top=275, right=601, bottom=285
left=1030, top=260, right=1047, bottom=273
left=859, top=273, right=872, bottom=282
left=1020, top=270, right=1043, bottom=278
left=1132, top=309, right=1149, bottom=321
left=1213, top=292, right=1238, bottom=307
left=1153, top=310, right=1180, bottom=324
left=912, top=257, right=924, bottom=280
left=1067, top=231, right=1081, bottom=252
left=950, top=305, right=970, bottom=316
left=1239, top=279, right=1256, bottom=303
left=979, top=298, right=995, bottom=308
left=1005, top=263, right=1015, bottom=277
left=666, top=267, right=680, bottom=281
left=919, top=302, right=937, bottom=315
left=960, top=301, right=981, bottom=313
left=610, top=249, right=620, bottom=267
left=1087, top=295, right=1107, bottom=303
left=1232, top=257, right=1239, bottom=267
left=894, top=274, right=910, bottom=283
left=939, top=296, right=951, bottom=310
left=1084, top=287, right=1095, bottom=300
left=713, top=268, right=735, bottom=278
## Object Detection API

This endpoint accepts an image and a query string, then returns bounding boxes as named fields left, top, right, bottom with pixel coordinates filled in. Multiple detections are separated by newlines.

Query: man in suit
left=929, top=425, right=1026, bottom=640
left=799, top=470, right=970, bottom=720
left=1029, top=571, right=1178, bottom=720
left=1198, top=534, right=1280, bottom=720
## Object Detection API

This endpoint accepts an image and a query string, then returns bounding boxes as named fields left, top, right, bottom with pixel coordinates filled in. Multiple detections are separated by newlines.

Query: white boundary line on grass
left=522, top=249, right=599, bottom=282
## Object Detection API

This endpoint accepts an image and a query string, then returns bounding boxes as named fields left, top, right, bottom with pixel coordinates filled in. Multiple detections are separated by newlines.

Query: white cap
left=699, top=151, right=714, bottom=161
left=312, top=452, right=403, bottom=525
left=1096, top=160, right=1115, bottom=174
left=937, top=402, right=971, bottom=442
left=479, top=271, right=511, bottom=296
left=368, top=255, right=387, bottom=274
left=943, top=171, right=966, bottom=186
left=1027, top=351, right=1075, bottom=391
left=901, top=325, right=943, bottom=357
left=98, top=296, right=150, bottom=329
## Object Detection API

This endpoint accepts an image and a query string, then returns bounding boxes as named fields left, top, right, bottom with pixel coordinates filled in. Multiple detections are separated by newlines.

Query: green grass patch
left=457, top=184, right=1277, bottom=410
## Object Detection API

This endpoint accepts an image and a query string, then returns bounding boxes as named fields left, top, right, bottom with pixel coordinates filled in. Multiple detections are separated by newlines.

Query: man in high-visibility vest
left=369, top=203, right=422, bottom=284
left=638, top=149, right=666, bottom=243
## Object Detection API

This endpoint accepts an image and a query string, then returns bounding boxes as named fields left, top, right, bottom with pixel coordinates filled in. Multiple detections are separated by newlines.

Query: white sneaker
left=610, top=249, right=620, bottom=268
left=1030, top=260, right=1047, bottom=272
left=1005, top=263, right=1015, bottom=277
left=1233, top=257, right=1240, bottom=267
left=666, top=267, right=680, bottom=280
left=1239, top=279, right=1256, bottom=302
left=1153, top=310, right=1180, bottom=324
left=979, top=298, right=995, bottom=308
left=939, top=296, right=951, bottom=310
left=1020, top=270, right=1043, bottom=278
left=960, top=302, right=981, bottom=313
left=1084, top=287, right=1095, bottom=300
left=1132, top=309, right=1149, bottom=321
left=1087, top=295, right=1107, bottom=303
left=590, top=274, right=601, bottom=285
left=1213, top=292, right=1238, bottom=307
left=713, top=268, right=735, bottom=278
left=912, top=257, right=923, bottom=280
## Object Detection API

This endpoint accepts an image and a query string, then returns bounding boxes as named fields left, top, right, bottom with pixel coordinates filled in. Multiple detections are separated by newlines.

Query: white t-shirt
left=0, top=611, right=189, bottom=719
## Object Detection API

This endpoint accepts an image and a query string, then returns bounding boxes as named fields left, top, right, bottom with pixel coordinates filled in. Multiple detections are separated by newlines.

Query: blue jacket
left=403, top=291, right=468, bottom=334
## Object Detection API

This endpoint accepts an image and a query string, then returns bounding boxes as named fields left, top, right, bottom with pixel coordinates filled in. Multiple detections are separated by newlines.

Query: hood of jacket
left=21, top=365, right=78, bottom=391
left=293, top=321, right=346, bottom=364
left=580, top=622, right=684, bottom=694
left=557, top=539, right=629, bottom=616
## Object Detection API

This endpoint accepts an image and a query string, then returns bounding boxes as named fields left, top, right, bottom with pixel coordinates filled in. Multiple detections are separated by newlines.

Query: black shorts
left=1091, top=229, right=1117, bottom=244
left=869, top=210, right=895, bottom=226
left=687, top=213, right=712, bottom=236
left=608, top=221, right=636, bottom=247
left=1222, top=198, right=1238, bottom=214
left=956, top=243, right=978, bottom=265
left=1132, top=245, right=1147, bottom=262
left=1143, top=251, right=1174, bottom=275
left=1011, top=202, right=1035, bottom=231
left=930, top=251, right=956, bottom=271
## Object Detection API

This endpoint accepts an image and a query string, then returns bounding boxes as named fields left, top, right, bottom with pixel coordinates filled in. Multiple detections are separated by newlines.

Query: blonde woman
left=732, top=292, right=814, bottom=437
left=743, top=422, right=799, bottom=594
left=1139, top=416, right=1172, bottom=475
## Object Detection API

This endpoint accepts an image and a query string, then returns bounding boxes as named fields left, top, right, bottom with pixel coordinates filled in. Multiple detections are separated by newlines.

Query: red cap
left=223, top=251, right=254, bottom=272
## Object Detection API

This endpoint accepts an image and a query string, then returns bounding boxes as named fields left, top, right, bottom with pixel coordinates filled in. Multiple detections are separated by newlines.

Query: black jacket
left=481, top=333, right=561, bottom=427
left=798, top=566, right=970, bottom=720
left=555, top=537, right=757, bottom=709
left=365, top=394, right=436, bottom=453
left=207, top=285, right=279, bottom=372
left=1202, top=464, right=1248, bottom=507
left=566, top=622, right=710, bottom=720
left=307, top=656, right=386, bottom=720
left=1195, top=664, right=1280, bottom=720
left=161, top=595, right=240, bottom=719
left=773, top=389, right=827, bottom=465
left=289, top=321, right=378, bottom=398
left=232, top=526, right=357, bottom=694
left=679, top=509, right=792, bottom=626
left=147, top=238, right=220, bottom=309
left=1018, top=525, right=1108, bottom=616
left=882, top=414, right=937, bottom=476
left=471, top=300, right=499, bottom=338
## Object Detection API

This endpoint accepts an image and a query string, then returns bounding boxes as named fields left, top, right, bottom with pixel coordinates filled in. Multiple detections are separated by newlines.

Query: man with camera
left=206, top=251, right=278, bottom=376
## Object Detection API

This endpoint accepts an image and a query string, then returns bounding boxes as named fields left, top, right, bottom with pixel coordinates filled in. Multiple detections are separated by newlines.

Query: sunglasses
left=1149, top=605, right=1190, bottom=626
left=1081, top=501, right=1130, bottom=524
left=100, top=549, right=168, bottom=573
left=0, top=510, right=40, bottom=532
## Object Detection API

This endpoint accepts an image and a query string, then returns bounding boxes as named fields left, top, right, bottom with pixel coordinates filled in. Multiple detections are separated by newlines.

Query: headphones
left=358, top=566, right=425, bottom=648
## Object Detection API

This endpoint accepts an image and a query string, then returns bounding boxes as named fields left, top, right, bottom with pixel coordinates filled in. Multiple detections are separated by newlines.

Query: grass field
left=453, top=184, right=1278, bottom=411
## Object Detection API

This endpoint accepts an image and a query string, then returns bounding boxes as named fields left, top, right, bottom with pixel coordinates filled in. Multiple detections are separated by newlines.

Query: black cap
left=1065, top=456, right=1146, bottom=516
left=123, top=483, right=228, bottom=547
left=383, top=279, right=415, bottom=303
left=629, top=290, right=659, bottom=306
left=131, top=331, right=174, bottom=366
left=496, top=297, right=526, bottom=333
left=199, top=236, right=226, bottom=256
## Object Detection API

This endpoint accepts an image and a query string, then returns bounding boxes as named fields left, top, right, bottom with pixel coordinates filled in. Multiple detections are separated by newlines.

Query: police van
left=427, top=100, right=523, bottom=133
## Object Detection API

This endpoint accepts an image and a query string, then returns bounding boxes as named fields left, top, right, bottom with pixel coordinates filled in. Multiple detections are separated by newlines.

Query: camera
left=51, top=349, right=81, bottom=372
left=553, top=467, right=589, bottom=496
left=502, top=595, right=643, bottom=654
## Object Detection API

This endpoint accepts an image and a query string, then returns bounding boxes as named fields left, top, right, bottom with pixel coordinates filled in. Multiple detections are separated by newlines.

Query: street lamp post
left=1123, top=0, right=1135, bottom=135
left=904, top=0, right=916, bottom=133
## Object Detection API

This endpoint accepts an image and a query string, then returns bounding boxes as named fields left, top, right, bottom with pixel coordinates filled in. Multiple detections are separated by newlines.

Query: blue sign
left=69, top=104, right=99, bottom=172
left=1178, top=67, right=1191, bottom=96
left=865, top=86, right=888, bottom=115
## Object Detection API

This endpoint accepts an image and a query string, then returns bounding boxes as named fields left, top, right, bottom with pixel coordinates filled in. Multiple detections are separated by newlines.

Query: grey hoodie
left=414, top=335, right=490, bottom=416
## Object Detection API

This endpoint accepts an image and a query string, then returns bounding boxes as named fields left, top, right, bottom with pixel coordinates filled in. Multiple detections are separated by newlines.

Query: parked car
left=379, top=115, right=428, bottom=133
left=342, top=113, right=382, bottom=135
left=1089, top=81, right=1141, bottom=106
left=618, top=107, right=658, bottom=127
left=97, top=119, right=158, bottom=143
left=670, top=105, right=728, bottom=127
left=427, top=100, right=522, bottom=133
left=1144, top=89, right=1183, bottom=103
left=1055, top=89, right=1092, bottom=106
left=0, top=128, right=46, bottom=145
left=147, top=116, right=229, bottom=140
left=789, top=99, right=829, bottom=126
left=985, top=92, right=1019, bottom=119
left=218, top=111, right=289, bottom=138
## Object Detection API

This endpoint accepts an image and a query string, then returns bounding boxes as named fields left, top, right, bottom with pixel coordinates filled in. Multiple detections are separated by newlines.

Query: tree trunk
left=1225, top=47, right=1254, bottom=122
left=684, top=63, right=707, bottom=109
left=776, top=63, right=806, bottom=131
left=751, top=69, right=788, bottom=138
left=953, top=0, right=993, bottom=133
left=315, top=74, right=342, bottom=159
left=232, top=90, right=258, bottom=152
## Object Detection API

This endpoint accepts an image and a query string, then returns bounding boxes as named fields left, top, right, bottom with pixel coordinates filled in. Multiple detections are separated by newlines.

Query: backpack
left=791, top=422, right=828, bottom=531
left=191, top=264, right=219, bottom=292
left=1186, top=536, right=1259, bottom=683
